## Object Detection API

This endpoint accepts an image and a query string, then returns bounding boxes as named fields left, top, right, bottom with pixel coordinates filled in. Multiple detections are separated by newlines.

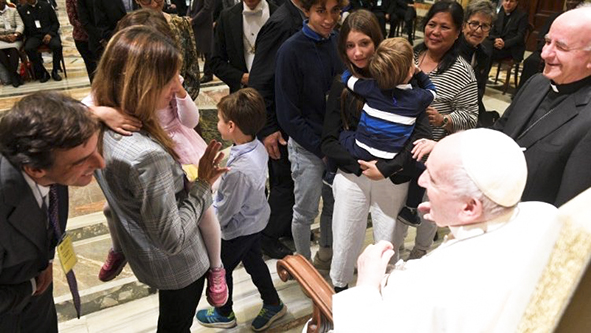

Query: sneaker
left=206, top=267, right=229, bottom=307
left=196, top=307, right=237, bottom=329
left=98, top=249, right=127, bottom=282
left=251, top=302, right=287, bottom=332
left=408, top=248, right=427, bottom=260
left=397, top=206, right=421, bottom=227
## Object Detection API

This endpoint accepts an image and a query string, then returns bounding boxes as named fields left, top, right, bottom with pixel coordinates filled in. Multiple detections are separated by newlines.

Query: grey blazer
left=94, top=130, right=210, bottom=290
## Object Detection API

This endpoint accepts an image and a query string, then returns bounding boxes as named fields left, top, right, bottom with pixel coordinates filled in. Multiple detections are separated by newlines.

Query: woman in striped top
left=392, top=0, right=479, bottom=261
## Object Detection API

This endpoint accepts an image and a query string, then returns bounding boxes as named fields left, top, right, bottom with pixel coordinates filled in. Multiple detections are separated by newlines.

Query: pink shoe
left=98, top=249, right=127, bottom=282
left=206, top=267, right=229, bottom=307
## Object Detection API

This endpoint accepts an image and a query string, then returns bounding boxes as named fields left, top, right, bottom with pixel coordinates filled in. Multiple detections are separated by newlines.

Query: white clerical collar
left=550, top=82, right=559, bottom=93
left=446, top=207, right=518, bottom=242
left=243, top=0, right=265, bottom=15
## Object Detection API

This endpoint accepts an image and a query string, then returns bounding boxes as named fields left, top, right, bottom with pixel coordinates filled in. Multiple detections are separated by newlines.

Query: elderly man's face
left=541, top=12, right=591, bottom=85
left=417, top=138, right=467, bottom=228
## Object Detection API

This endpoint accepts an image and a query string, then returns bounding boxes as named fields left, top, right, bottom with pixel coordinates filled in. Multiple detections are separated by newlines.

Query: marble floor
left=0, top=1, right=515, bottom=332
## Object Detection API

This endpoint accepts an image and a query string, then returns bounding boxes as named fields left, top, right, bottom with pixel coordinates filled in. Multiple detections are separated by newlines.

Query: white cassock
left=333, top=201, right=561, bottom=333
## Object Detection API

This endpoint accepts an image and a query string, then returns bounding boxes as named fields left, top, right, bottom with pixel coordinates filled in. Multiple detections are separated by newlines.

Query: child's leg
left=241, top=233, right=281, bottom=306
left=99, top=202, right=127, bottom=282
left=215, top=235, right=252, bottom=315
left=104, top=202, right=122, bottom=252
left=199, top=206, right=222, bottom=268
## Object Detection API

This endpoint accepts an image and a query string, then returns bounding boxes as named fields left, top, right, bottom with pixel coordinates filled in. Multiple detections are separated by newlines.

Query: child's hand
left=91, top=105, right=142, bottom=136
left=174, top=75, right=188, bottom=99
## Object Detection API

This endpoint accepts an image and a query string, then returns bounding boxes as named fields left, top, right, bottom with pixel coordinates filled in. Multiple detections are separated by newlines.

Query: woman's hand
left=426, top=106, right=445, bottom=127
left=412, top=138, right=436, bottom=161
left=358, top=160, right=385, bottom=180
left=90, top=105, right=142, bottom=136
left=197, top=140, right=230, bottom=187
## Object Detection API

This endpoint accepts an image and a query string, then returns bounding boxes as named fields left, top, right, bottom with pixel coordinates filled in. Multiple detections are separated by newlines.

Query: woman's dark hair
left=415, top=0, right=464, bottom=74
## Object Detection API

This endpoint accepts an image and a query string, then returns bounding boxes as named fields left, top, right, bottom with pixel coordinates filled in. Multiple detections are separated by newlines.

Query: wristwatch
left=441, top=115, right=449, bottom=127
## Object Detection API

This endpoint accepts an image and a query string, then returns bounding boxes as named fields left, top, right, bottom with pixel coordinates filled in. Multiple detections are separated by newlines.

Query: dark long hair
left=415, top=0, right=464, bottom=75
left=338, top=10, right=384, bottom=129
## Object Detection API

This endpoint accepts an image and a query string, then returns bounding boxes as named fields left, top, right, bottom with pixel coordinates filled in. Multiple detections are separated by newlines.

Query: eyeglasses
left=467, top=21, right=491, bottom=32
left=139, top=0, right=164, bottom=4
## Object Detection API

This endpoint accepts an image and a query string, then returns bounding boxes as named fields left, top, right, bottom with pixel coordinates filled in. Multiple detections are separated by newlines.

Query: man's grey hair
left=447, top=165, right=514, bottom=221
left=465, top=0, right=497, bottom=23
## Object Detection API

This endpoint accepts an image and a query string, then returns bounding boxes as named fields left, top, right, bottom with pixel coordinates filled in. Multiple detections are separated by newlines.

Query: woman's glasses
left=467, top=21, right=491, bottom=32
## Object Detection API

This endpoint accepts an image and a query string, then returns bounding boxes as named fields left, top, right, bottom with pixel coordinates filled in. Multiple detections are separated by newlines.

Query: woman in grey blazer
left=91, top=26, right=227, bottom=332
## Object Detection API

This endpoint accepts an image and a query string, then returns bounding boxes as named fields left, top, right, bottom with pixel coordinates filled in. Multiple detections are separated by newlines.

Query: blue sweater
left=275, top=22, right=343, bottom=158
left=342, top=70, right=436, bottom=159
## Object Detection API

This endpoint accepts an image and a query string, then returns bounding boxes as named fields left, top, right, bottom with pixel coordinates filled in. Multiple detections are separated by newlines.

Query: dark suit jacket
left=18, top=1, right=60, bottom=39
left=0, top=156, right=68, bottom=319
left=211, top=1, right=277, bottom=93
left=93, top=0, right=138, bottom=42
left=77, top=0, right=100, bottom=54
left=188, top=0, right=214, bottom=54
left=249, top=0, right=303, bottom=138
left=493, top=74, right=591, bottom=206
left=489, top=8, right=528, bottom=61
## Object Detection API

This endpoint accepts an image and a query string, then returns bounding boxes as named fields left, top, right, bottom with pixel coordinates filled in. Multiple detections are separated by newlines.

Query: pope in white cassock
left=333, top=128, right=562, bottom=332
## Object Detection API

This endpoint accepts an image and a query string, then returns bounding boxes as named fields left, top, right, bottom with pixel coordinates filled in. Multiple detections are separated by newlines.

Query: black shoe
left=10, top=73, right=22, bottom=87
left=39, top=71, right=50, bottom=83
left=261, top=238, right=293, bottom=259
left=51, top=70, right=62, bottom=81
left=200, top=74, right=213, bottom=84
left=334, top=285, right=348, bottom=293
left=397, top=206, right=421, bottom=227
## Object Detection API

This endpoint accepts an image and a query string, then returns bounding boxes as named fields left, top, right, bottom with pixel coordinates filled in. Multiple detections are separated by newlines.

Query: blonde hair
left=369, top=37, right=414, bottom=90
left=92, top=26, right=182, bottom=159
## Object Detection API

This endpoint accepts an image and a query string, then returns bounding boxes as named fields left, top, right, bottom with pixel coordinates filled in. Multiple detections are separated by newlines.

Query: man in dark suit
left=18, top=0, right=64, bottom=82
left=486, top=0, right=527, bottom=75
left=493, top=6, right=591, bottom=206
left=210, top=0, right=277, bottom=93
left=93, top=0, right=137, bottom=50
left=77, top=0, right=101, bottom=61
left=248, top=0, right=304, bottom=259
left=188, top=0, right=215, bottom=83
left=0, top=92, right=104, bottom=332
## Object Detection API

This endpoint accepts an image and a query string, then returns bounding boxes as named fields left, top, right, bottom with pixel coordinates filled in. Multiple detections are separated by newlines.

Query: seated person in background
left=387, top=0, right=415, bottom=42
left=339, top=37, right=435, bottom=168
left=0, top=0, right=24, bottom=87
left=196, top=88, right=287, bottom=332
left=485, top=0, right=527, bottom=78
left=516, top=0, right=584, bottom=94
left=333, top=128, right=562, bottom=332
left=18, top=0, right=64, bottom=82
left=458, top=0, right=496, bottom=126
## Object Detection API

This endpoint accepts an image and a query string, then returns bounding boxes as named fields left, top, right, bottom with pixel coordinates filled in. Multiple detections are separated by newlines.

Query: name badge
left=34, top=20, right=41, bottom=29
left=57, top=233, right=78, bottom=274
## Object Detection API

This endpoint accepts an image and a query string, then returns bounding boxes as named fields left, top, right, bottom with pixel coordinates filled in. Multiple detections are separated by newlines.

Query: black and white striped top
left=415, top=52, right=479, bottom=141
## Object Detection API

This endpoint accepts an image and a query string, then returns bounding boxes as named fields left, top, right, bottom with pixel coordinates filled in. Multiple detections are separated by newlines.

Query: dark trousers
left=263, top=143, right=295, bottom=240
left=0, top=48, right=20, bottom=75
left=217, top=232, right=280, bottom=316
left=0, top=282, right=58, bottom=333
left=157, top=275, right=206, bottom=333
left=516, top=51, right=542, bottom=93
left=74, top=40, right=97, bottom=82
left=404, top=161, right=426, bottom=209
left=203, top=52, right=213, bottom=76
left=23, top=35, right=62, bottom=77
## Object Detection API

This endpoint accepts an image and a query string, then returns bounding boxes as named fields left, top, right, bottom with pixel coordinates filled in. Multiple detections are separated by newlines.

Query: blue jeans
left=287, top=138, right=331, bottom=260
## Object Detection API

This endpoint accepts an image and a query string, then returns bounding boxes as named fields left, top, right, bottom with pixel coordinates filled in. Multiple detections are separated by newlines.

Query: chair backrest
left=517, top=188, right=591, bottom=332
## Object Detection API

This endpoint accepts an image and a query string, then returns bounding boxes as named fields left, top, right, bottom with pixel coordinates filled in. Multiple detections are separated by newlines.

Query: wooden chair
left=276, top=254, right=334, bottom=333
left=493, top=23, right=534, bottom=95
left=37, top=44, right=67, bottom=79
left=278, top=188, right=591, bottom=333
